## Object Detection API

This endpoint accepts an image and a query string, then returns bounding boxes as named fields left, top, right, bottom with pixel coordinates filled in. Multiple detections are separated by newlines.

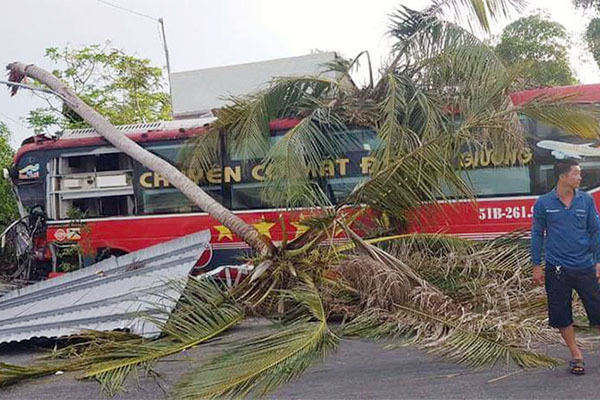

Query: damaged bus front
left=4, top=119, right=214, bottom=280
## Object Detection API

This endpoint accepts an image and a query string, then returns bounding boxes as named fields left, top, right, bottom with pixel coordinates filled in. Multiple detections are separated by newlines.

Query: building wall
left=170, top=52, right=338, bottom=119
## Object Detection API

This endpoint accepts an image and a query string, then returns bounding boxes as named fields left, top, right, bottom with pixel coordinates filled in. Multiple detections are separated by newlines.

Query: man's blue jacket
left=531, top=188, right=600, bottom=268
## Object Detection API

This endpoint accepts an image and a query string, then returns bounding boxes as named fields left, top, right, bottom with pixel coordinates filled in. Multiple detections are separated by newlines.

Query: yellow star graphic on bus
left=291, top=217, right=309, bottom=239
left=252, top=220, right=276, bottom=239
left=214, top=225, right=233, bottom=241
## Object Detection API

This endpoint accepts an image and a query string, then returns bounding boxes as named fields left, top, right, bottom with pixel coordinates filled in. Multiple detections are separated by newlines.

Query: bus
left=7, top=83, right=600, bottom=277
left=411, top=84, right=600, bottom=240
left=8, top=117, right=378, bottom=277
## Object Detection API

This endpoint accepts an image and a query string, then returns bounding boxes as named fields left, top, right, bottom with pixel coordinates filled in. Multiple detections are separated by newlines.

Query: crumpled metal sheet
left=0, top=230, right=210, bottom=343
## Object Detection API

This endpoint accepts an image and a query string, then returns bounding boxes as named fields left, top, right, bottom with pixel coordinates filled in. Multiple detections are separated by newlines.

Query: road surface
left=1, top=321, right=599, bottom=399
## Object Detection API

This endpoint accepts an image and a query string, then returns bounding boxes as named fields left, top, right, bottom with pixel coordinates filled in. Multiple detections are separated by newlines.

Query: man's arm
left=531, top=199, right=546, bottom=285
left=586, top=196, right=600, bottom=278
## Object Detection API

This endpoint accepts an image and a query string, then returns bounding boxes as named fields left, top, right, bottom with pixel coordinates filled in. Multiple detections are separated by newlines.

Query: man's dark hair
left=554, top=159, right=579, bottom=179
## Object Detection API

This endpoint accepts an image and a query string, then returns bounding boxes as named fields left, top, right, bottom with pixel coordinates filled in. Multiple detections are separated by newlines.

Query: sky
left=1, top=0, right=598, bottom=149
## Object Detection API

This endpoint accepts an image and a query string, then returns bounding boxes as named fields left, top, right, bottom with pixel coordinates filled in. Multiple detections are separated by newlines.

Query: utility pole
left=158, top=17, right=174, bottom=115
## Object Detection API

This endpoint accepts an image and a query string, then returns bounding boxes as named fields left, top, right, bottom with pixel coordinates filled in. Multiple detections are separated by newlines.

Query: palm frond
left=333, top=229, right=564, bottom=364
left=0, top=360, right=81, bottom=387
left=425, top=0, right=523, bottom=33
left=374, top=72, right=428, bottom=164
left=334, top=232, right=474, bottom=257
left=0, top=331, right=141, bottom=387
left=342, top=304, right=560, bottom=369
left=219, top=77, right=339, bottom=158
left=180, top=127, right=222, bottom=181
left=389, top=7, right=506, bottom=71
left=321, top=51, right=371, bottom=90
left=341, top=227, right=446, bottom=304
left=182, top=76, right=341, bottom=178
left=259, top=108, right=354, bottom=208
left=80, top=278, right=243, bottom=396
left=346, top=134, right=473, bottom=219
left=172, top=280, right=338, bottom=399
left=398, top=304, right=560, bottom=369
left=515, top=97, right=600, bottom=140
left=378, top=232, right=475, bottom=254
left=369, top=233, right=559, bottom=345
left=387, top=10, right=527, bottom=141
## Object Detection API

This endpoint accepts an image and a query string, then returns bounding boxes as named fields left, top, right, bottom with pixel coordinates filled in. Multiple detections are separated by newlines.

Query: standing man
left=531, top=158, right=600, bottom=375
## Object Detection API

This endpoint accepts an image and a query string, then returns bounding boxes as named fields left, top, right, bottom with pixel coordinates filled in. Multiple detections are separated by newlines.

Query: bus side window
left=230, top=182, right=266, bottom=210
left=460, top=167, right=531, bottom=197
left=137, top=186, right=222, bottom=215
left=323, top=128, right=377, bottom=204
left=49, top=152, right=135, bottom=220
left=138, top=141, right=226, bottom=215
left=531, top=161, right=600, bottom=194
left=525, top=117, right=600, bottom=194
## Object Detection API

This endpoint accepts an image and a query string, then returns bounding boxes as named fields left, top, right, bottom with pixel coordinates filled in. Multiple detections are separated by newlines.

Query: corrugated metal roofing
left=0, top=230, right=210, bottom=344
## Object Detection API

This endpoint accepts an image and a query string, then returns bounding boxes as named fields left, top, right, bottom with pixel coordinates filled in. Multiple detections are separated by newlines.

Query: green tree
left=27, top=44, right=171, bottom=134
left=572, top=1, right=600, bottom=69
left=495, top=14, right=577, bottom=87
left=574, top=0, right=600, bottom=11
left=0, top=122, right=19, bottom=230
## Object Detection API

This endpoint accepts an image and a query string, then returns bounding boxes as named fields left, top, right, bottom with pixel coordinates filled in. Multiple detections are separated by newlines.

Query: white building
left=170, top=52, right=339, bottom=119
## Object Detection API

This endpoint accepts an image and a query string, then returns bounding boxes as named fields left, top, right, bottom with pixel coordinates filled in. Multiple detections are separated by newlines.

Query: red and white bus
left=414, top=84, right=600, bottom=240
left=8, top=83, right=600, bottom=276
left=9, top=117, right=378, bottom=276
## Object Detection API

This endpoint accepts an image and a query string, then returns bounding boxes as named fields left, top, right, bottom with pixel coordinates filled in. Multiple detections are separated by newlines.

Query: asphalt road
left=1, top=322, right=600, bottom=400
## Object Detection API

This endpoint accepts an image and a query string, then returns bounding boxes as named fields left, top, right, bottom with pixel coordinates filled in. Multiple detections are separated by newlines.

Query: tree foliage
left=0, top=123, right=18, bottom=229
left=495, top=14, right=577, bottom=87
left=572, top=0, right=600, bottom=69
left=574, top=0, right=600, bottom=11
left=584, top=18, right=600, bottom=68
left=27, top=44, right=171, bottom=134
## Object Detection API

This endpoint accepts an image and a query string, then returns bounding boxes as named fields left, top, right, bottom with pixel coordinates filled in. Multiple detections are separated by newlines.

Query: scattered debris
left=0, top=230, right=210, bottom=344
left=487, top=369, right=524, bottom=384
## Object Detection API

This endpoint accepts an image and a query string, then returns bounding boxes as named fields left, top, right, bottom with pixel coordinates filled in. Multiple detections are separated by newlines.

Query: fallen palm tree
left=0, top=231, right=568, bottom=398
left=3, top=0, right=600, bottom=398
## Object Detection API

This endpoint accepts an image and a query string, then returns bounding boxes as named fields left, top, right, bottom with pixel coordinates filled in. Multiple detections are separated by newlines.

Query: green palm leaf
left=0, top=360, right=80, bottom=387
left=0, top=330, right=143, bottom=387
left=410, top=0, right=523, bottom=34
left=389, top=5, right=509, bottom=76
left=374, top=71, right=433, bottom=164
left=183, top=76, right=341, bottom=176
left=172, top=281, right=338, bottom=399
left=346, top=134, right=473, bottom=219
left=80, top=278, right=243, bottom=396
left=515, top=98, right=600, bottom=140
left=260, top=108, right=353, bottom=208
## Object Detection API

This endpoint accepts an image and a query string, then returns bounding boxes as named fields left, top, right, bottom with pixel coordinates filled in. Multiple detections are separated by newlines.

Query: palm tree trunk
left=6, top=62, right=274, bottom=257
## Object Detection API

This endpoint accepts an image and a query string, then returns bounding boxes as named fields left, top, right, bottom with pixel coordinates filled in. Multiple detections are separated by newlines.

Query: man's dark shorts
left=545, top=264, right=600, bottom=328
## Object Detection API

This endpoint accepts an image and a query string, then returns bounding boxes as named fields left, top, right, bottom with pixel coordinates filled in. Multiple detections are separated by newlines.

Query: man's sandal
left=569, top=359, right=585, bottom=375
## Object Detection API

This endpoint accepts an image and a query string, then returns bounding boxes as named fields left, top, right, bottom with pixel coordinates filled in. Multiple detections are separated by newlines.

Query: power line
left=0, top=80, right=64, bottom=99
left=0, top=111, right=28, bottom=130
left=93, top=0, right=173, bottom=110
left=95, top=0, right=158, bottom=22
